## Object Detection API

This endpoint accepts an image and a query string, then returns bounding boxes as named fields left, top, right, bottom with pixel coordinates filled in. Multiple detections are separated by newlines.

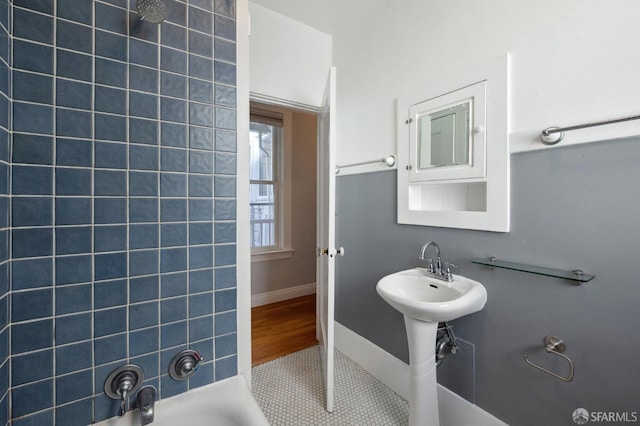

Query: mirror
left=417, top=101, right=471, bottom=169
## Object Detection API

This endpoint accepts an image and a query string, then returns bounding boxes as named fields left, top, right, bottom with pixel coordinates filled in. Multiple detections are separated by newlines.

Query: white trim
left=250, top=92, right=323, bottom=114
left=251, top=282, right=316, bottom=307
left=334, top=322, right=509, bottom=426
left=236, top=0, right=252, bottom=386
left=250, top=248, right=295, bottom=262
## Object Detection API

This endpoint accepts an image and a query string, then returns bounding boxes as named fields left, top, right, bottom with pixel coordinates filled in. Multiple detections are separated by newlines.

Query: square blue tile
left=215, top=107, right=236, bottom=130
left=95, top=113, right=127, bottom=142
left=189, top=31, right=213, bottom=58
left=214, top=85, right=236, bottom=107
left=129, top=249, right=159, bottom=276
left=191, top=0, right=213, bottom=12
left=189, top=150, right=213, bottom=173
left=161, top=97, right=187, bottom=123
left=190, top=103, right=214, bottom=127
left=95, top=307, right=127, bottom=337
left=189, top=126, right=213, bottom=150
left=96, top=57, right=127, bottom=88
left=95, top=29, right=127, bottom=61
left=161, top=23, right=186, bottom=50
left=215, top=244, right=236, bottom=266
left=161, top=72, right=186, bottom=98
left=214, top=222, right=235, bottom=243
left=214, top=60, right=236, bottom=85
left=130, top=352, right=159, bottom=380
left=189, top=199, right=213, bottom=221
left=12, top=349, right=53, bottom=386
left=129, top=198, right=159, bottom=223
left=56, top=369, right=92, bottom=405
left=94, top=252, right=128, bottom=281
left=55, top=313, right=91, bottom=345
left=56, top=283, right=92, bottom=315
left=55, top=226, right=92, bottom=255
left=55, top=397, right=93, bottom=426
left=95, top=2, right=128, bottom=34
left=12, top=197, right=53, bottom=227
left=14, top=0, right=54, bottom=15
left=161, top=46, right=187, bottom=75
left=129, top=11, right=159, bottom=43
left=161, top=122, right=188, bottom=147
left=164, top=0, right=187, bottom=26
left=189, top=292, right=213, bottom=318
left=95, top=141, right=127, bottom=169
left=189, top=315, right=213, bottom=341
left=94, top=333, right=127, bottom=366
left=56, top=108, right=92, bottom=138
left=130, top=65, right=159, bottom=93
left=14, top=40, right=53, bottom=74
left=160, top=198, right=187, bottom=222
left=189, top=55, right=213, bottom=80
left=129, top=144, right=159, bottom=170
left=161, top=272, right=187, bottom=297
left=214, top=288, right=236, bottom=312
left=13, top=71, right=53, bottom=104
left=160, top=372, right=187, bottom=398
left=215, top=310, right=237, bottom=336
left=12, top=165, right=53, bottom=195
left=95, top=170, right=127, bottom=196
left=189, top=174, right=212, bottom=197
left=57, top=138, right=93, bottom=167
left=161, top=223, right=187, bottom=247
left=215, top=130, right=237, bottom=152
left=189, top=79, right=214, bottom=104
left=214, top=15, right=236, bottom=41
left=55, top=255, right=92, bottom=285
left=12, top=257, right=53, bottom=290
left=130, top=327, right=159, bottom=356
left=94, top=198, right=127, bottom=224
left=214, top=199, right=236, bottom=220
left=189, top=6, right=213, bottom=34
left=12, top=288, right=52, bottom=322
left=215, top=333, right=237, bottom=358
left=57, top=0, right=92, bottom=24
left=56, top=79, right=92, bottom=110
left=189, top=268, right=213, bottom=293
left=56, top=19, right=92, bottom=53
left=160, top=320, right=187, bottom=349
left=94, top=279, right=127, bottom=309
left=129, top=301, right=159, bottom=330
left=189, top=361, right=214, bottom=389
left=130, top=171, right=158, bottom=196
left=12, top=132, right=52, bottom=164
left=160, top=173, right=187, bottom=197
left=130, top=118, right=159, bottom=145
left=56, top=167, right=92, bottom=196
left=95, top=85, right=127, bottom=115
left=56, top=341, right=92, bottom=375
left=215, top=152, right=236, bottom=174
left=130, top=92, right=158, bottom=119
left=12, top=319, right=53, bottom=354
left=130, top=223, right=159, bottom=249
left=215, top=354, right=237, bottom=381
left=12, top=227, right=53, bottom=258
left=214, top=38, right=236, bottom=63
left=130, top=38, right=158, bottom=68
left=191, top=245, right=213, bottom=269
left=56, top=50, right=92, bottom=82
left=12, top=379, right=53, bottom=418
left=161, top=297, right=187, bottom=324
left=160, top=247, right=187, bottom=273
left=13, top=102, right=53, bottom=135
left=190, top=222, right=213, bottom=245
left=161, top=148, right=188, bottom=172
left=94, top=225, right=127, bottom=252
left=130, top=275, right=159, bottom=303
left=55, top=198, right=91, bottom=225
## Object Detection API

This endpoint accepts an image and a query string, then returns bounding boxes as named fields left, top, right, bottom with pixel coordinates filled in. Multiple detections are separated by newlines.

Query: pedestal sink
left=376, top=268, right=487, bottom=426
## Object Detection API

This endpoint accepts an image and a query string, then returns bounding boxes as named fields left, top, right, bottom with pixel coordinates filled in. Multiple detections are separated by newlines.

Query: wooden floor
left=251, top=294, right=318, bottom=366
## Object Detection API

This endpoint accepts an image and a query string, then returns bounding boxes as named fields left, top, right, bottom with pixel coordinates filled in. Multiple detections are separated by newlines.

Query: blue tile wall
left=7, top=0, right=238, bottom=424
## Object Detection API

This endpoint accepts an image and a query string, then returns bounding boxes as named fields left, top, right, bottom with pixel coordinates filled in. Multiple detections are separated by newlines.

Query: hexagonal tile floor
left=252, top=346, right=409, bottom=425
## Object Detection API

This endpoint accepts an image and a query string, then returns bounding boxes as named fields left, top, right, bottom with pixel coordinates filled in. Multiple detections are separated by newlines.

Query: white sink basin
left=376, top=268, right=487, bottom=322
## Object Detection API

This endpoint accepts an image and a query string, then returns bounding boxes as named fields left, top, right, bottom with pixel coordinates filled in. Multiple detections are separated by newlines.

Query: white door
left=316, top=66, right=336, bottom=413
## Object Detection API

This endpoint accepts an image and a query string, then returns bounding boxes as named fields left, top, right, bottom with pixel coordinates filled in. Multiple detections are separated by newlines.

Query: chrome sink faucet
left=419, top=241, right=456, bottom=282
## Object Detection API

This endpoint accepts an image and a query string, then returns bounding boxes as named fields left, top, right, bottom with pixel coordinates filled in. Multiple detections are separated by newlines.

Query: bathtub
left=97, top=375, right=269, bottom=426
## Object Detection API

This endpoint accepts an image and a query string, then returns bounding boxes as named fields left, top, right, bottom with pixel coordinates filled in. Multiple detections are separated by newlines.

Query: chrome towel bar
left=335, top=156, right=395, bottom=174
left=541, top=113, right=640, bottom=145
left=523, top=335, right=574, bottom=382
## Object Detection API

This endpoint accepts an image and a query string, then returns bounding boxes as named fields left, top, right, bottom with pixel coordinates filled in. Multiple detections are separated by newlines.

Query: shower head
left=136, top=0, right=167, bottom=24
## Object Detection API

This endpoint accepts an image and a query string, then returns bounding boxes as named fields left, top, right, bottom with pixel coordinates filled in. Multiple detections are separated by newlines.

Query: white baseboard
left=334, top=322, right=508, bottom=426
left=251, top=282, right=316, bottom=307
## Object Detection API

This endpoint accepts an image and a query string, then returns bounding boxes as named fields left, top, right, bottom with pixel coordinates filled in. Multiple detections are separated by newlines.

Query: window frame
left=249, top=102, right=294, bottom=262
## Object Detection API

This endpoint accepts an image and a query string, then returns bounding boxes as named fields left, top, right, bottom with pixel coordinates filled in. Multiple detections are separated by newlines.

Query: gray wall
left=336, top=137, right=640, bottom=426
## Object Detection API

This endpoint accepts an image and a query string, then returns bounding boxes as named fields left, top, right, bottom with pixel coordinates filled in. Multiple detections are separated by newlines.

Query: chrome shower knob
left=169, top=349, right=204, bottom=380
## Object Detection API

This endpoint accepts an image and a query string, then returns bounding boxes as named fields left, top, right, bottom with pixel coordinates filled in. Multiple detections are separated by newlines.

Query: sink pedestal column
left=404, top=316, right=439, bottom=426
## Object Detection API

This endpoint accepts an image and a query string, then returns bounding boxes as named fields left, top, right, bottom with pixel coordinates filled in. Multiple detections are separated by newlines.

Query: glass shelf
left=471, top=257, right=595, bottom=283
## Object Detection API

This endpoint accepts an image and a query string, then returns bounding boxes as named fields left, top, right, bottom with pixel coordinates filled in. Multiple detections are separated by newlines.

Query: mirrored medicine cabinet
left=397, top=55, right=510, bottom=232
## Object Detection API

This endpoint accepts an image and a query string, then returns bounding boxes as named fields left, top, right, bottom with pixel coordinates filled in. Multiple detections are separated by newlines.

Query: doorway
left=248, top=101, right=319, bottom=366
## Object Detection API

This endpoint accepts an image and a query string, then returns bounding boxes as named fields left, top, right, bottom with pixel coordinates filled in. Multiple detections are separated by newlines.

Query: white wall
left=249, top=2, right=332, bottom=108
left=253, top=0, right=640, bottom=165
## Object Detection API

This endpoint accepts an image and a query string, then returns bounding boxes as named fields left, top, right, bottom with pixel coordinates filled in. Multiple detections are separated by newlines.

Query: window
left=249, top=103, right=293, bottom=261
